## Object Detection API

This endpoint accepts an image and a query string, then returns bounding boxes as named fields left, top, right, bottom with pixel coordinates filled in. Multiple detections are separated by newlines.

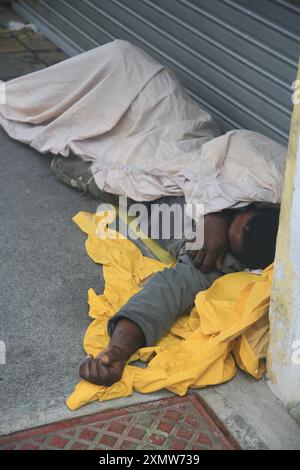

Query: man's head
left=228, top=202, right=280, bottom=269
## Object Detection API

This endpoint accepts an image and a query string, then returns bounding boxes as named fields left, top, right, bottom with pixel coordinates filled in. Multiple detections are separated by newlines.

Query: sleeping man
left=50, top=154, right=280, bottom=386
left=79, top=202, right=280, bottom=386
left=0, top=40, right=285, bottom=386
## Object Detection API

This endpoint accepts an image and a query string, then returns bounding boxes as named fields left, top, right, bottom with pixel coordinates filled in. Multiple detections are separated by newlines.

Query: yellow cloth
left=66, top=211, right=272, bottom=410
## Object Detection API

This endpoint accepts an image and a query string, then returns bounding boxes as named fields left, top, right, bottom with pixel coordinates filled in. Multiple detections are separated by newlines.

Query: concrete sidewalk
left=1, top=2, right=300, bottom=450
left=0, top=3, right=67, bottom=80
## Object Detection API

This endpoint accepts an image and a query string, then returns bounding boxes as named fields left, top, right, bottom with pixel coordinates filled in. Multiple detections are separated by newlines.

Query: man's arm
left=78, top=249, right=244, bottom=386
left=107, top=249, right=221, bottom=346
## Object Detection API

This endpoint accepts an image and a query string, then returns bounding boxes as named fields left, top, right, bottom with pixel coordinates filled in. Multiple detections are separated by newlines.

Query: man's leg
left=51, top=154, right=119, bottom=204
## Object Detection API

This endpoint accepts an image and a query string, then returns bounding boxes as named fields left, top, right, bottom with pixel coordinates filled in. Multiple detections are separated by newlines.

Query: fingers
left=192, top=249, right=205, bottom=269
left=79, top=354, right=101, bottom=384
left=97, top=345, right=123, bottom=365
left=79, top=355, right=107, bottom=385
left=98, top=349, right=116, bottom=366
left=89, top=357, right=101, bottom=384
left=200, top=251, right=217, bottom=273
left=99, top=352, right=110, bottom=365
left=192, top=248, right=219, bottom=273
left=79, top=351, right=124, bottom=386
left=215, top=254, right=224, bottom=271
left=79, top=355, right=93, bottom=381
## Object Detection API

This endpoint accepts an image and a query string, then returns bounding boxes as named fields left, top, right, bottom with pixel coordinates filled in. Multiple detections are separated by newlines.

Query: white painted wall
left=268, top=118, right=300, bottom=421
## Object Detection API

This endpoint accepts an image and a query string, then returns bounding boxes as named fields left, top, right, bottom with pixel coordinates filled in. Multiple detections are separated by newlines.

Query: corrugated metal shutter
left=13, top=0, right=300, bottom=145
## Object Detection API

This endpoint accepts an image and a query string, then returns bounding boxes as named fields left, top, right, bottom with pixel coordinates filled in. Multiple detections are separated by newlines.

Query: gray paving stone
left=36, top=49, right=68, bottom=66
left=0, top=27, right=13, bottom=37
left=0, top=51, right=46, bottom=80
left=0, top=36, right=26, bottom=52
left=17, top=32, right=58, bottom=51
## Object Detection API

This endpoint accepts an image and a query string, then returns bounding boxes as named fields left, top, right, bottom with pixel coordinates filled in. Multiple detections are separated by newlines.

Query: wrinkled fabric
left=0, top=40, right=286, bottom=214
left=66, top=211, right=272, bottom=410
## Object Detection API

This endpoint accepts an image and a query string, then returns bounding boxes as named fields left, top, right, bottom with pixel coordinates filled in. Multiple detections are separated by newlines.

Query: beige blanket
left=0, top=40, right=286, bottom=213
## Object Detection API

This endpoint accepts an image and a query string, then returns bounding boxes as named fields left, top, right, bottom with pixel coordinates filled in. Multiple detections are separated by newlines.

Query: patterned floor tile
left=0, top=394, right=239, bottom=450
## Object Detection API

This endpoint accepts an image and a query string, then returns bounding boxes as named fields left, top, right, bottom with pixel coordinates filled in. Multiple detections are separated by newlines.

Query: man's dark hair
left=239, top=202, right=280, bottom=270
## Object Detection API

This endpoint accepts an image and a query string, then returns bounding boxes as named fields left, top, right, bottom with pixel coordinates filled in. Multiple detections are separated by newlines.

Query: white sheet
left=0, top=40, right=286, bottom=213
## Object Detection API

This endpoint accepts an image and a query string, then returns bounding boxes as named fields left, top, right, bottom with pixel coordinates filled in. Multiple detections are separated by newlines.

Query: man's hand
left=188, top=212, right=230, bottom=273
left=79, top=346, right=125, bottom=386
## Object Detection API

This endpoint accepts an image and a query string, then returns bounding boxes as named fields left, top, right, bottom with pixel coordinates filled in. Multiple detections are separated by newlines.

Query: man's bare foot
left=79, top=345, right=126, bottom=386
left=79, top=318, right=145, bottom=386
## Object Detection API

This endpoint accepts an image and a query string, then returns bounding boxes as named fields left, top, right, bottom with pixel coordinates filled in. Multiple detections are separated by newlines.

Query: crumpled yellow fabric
left=66, top=211, right=273, bottom=410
